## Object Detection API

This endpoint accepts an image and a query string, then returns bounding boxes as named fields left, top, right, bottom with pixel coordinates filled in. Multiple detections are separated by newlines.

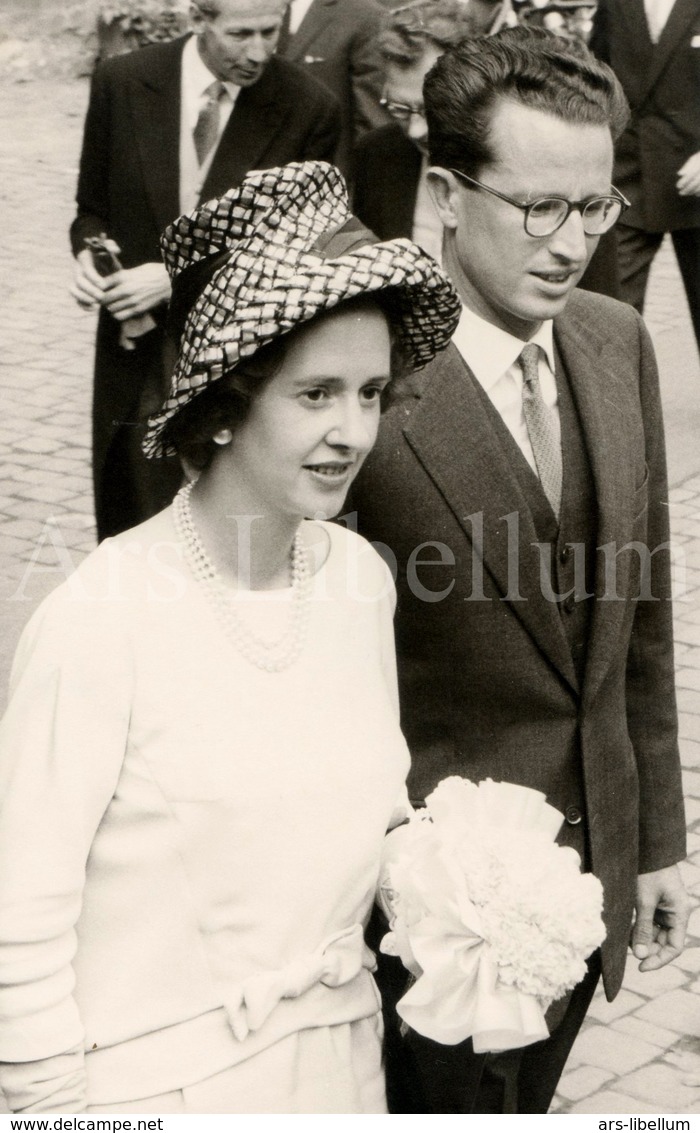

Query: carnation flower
left=380, top=777, right=606, bottom=1052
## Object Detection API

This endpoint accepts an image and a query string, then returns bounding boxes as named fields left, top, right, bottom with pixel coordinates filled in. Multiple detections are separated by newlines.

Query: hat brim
left=143, top=162, right=461, bottom=459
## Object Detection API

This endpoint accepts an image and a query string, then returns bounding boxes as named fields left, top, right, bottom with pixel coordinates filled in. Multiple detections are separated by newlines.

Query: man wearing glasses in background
left=353, top=26, right=688, bottom=1113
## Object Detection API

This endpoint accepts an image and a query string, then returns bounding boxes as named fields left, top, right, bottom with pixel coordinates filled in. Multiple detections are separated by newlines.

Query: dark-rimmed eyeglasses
left=380, top=97, right=426, bottom=123
left=449, top=168, right=630, bottom=237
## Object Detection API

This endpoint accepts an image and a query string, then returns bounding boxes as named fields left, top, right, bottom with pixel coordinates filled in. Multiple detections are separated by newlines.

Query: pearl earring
left=212, top=428, right=233, bottom=445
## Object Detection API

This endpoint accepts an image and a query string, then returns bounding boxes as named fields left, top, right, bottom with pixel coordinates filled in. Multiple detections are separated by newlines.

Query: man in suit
left=590, top=0, right=700, bottom=349
left=352, top=27, right=688, bottom=1113
left=70, top=0, right=340, bottom=541
left=353, top=2, right=621, bottom=294
left=276, top=0, right=389, bottom=175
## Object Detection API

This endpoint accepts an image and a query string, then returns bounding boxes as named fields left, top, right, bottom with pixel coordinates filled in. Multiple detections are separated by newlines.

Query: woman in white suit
left=0, top=162, right=460, bottom=1114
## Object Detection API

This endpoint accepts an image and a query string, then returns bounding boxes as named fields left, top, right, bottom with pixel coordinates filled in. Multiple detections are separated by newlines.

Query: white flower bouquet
left=380, top=776, right=605, bottom=1052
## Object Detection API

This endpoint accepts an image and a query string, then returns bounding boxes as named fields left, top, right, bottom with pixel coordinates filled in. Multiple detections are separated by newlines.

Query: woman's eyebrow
left=289, top=375, right=343, bottom=388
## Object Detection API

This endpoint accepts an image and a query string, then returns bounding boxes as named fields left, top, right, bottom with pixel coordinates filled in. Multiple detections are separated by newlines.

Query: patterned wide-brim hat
left=143, top=161, right=461, bottom=458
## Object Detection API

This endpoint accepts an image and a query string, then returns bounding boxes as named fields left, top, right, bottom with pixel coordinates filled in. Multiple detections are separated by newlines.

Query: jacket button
left=565, top=805, right=583, bottom=825
left=562, top=593, right=576, bottom=614
left=559, top=545, right=572, bottom=564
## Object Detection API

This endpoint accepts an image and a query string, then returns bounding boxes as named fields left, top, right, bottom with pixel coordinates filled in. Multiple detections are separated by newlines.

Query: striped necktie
left=519, top=343, right=562, bottom=519
left=193, top=80, right=225, bottom=166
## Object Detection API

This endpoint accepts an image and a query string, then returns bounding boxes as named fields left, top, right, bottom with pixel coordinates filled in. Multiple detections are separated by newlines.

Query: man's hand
left=632, top=864, right=690, bottom=971
left=102, top=262, right=171, bottom=320
left=70, top=248, right=108, bottom=310
left=677, top=152, right=700, bottom=197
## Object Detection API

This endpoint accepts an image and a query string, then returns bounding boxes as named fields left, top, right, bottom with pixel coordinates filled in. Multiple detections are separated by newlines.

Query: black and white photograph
left=1, top=0, right=700, bottom=1119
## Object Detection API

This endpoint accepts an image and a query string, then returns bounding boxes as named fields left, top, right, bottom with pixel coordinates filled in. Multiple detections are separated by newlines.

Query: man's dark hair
left=425, top=25, right=629, bottom=176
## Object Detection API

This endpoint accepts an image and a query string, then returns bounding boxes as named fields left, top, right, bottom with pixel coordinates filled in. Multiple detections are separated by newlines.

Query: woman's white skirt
left=86, top=1014, right=386, bottom=1114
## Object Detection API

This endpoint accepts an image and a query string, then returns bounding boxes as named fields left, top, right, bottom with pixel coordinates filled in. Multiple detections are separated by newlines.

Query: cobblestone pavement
left=1, top=75, right=700, bottom=1115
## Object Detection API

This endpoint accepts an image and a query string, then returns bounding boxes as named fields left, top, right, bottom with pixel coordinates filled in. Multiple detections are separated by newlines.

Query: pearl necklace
left=172, top=480, right=312, bottom=672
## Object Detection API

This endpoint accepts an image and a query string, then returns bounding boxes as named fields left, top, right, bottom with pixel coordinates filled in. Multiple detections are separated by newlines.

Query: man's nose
left=245, top=34, right=270, bottom=63
left=548, top=208, right=590, bottom=262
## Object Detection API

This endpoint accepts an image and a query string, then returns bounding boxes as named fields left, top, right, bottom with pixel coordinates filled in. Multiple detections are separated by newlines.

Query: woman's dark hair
left=159, top=335, right=286, bottom=472
left=161, top=294, right=409, bottom=472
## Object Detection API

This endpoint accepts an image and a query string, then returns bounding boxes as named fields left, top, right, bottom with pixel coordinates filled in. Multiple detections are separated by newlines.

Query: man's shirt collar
left=452, top=304, right=555, bottom=389
left=183, top=34, right=240, bottom=107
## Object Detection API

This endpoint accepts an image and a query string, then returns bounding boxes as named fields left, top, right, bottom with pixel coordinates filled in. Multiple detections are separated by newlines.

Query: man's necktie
left=519, top=342, right=562, bottom=519
left=193, top=81, right=225, bottom=166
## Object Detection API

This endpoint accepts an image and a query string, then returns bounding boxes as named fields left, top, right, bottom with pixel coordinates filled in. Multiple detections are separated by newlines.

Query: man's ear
left=427, top=167, right=460, bottom=229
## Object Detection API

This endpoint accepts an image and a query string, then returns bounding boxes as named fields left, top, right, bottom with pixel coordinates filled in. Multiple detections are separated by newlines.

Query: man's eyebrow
left=228, top=22, right=279, bottom=33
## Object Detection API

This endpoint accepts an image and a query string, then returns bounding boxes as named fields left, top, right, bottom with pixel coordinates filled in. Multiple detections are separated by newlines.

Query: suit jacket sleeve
left=347, top=13, right=389, bottom=139
left=626, top=314, right=686, bottom=873
left=298, top=88, right=342, bottom=163
left=70, top=63, right=115, bottom=257
left=0, top=587, right=132, bottom=1110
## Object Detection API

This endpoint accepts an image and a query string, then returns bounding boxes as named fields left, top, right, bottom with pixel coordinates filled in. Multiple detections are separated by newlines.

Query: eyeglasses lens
left=382, top=100, right=424, bottom=122
left=581, top=197, right=622, bottom=234
left=525, top=196, right=623, bottom=236
left=526, top=199, right=569, bottom=237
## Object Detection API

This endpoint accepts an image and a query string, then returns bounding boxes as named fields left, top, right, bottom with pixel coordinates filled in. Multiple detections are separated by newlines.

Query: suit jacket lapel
left=285, top=0, right=338, bottom=61
left=641, top=0, right=698, bottom=98
left=554, top=304, right=638, bottom=706
left=403, top=345, right=579, bottom=694
left=201, top=59, right=285, bottom=199
left=618, top=0, right=649, bottom=40
left=130, top=39, right=184, bottom=237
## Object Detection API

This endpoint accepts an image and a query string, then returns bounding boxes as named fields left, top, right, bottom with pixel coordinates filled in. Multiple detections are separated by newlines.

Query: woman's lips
left=304, top=462, right=354, bottom=486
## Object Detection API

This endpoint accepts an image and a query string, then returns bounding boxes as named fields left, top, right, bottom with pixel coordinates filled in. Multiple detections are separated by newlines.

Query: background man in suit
left=276, top=0, right=389, bottom=175
left=353, top=27, right=688, bottom=1113
left=70, top=0, right=340, bottom=541
left=590, top=0, right=700, bottom=350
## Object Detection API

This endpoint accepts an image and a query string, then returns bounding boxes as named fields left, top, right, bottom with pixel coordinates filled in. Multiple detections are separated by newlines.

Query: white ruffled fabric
left=380, top=778, right=605, bottom=1052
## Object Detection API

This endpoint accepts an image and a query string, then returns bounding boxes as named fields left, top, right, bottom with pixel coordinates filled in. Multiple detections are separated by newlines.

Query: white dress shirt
left=180, top=35, right=240, bottom=213
left=288, top=0, right=316, bottom=34
left=452, top=304, right=558, bottom=476
left=644, top=0, right=676, bottom=42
